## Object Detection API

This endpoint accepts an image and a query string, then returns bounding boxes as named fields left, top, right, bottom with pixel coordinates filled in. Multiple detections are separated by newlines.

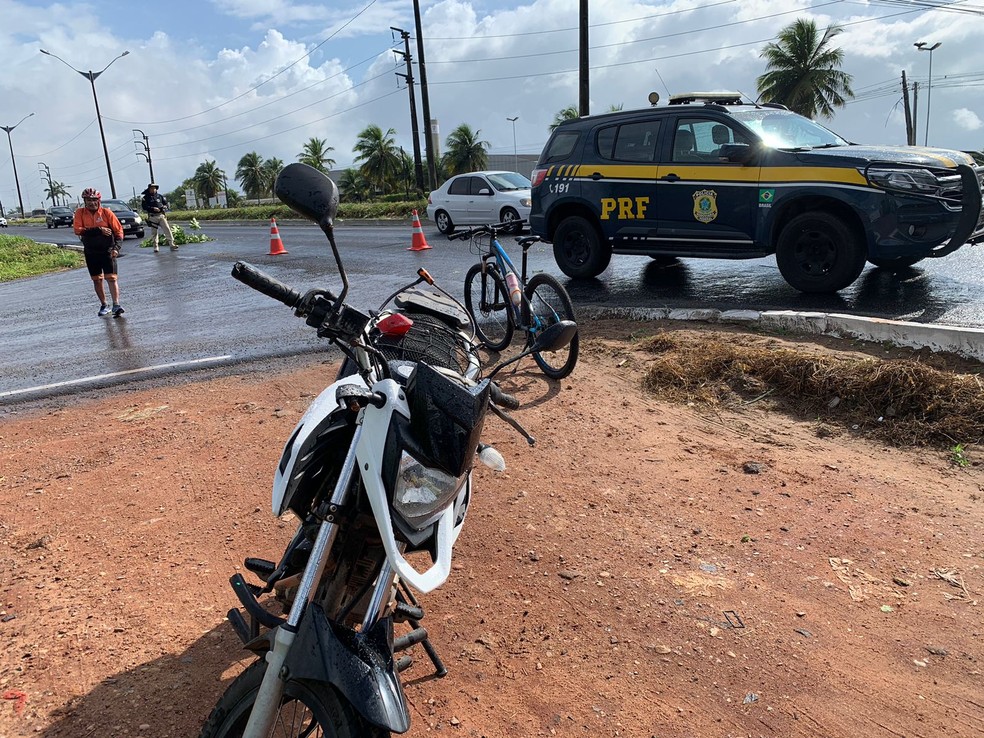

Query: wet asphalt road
left=2, top=220, right=983, bottom=401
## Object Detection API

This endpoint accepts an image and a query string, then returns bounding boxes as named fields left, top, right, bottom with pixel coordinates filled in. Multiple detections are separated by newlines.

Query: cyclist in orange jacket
left=73, top=187, right=126, bottom=317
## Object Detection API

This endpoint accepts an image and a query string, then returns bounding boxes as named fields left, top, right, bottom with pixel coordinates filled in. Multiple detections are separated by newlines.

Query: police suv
left=529, top=92, right=984, bottom=293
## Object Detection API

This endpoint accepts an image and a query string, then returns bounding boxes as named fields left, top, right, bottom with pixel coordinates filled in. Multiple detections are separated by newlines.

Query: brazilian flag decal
left=758, top=188, right=775, bottom=204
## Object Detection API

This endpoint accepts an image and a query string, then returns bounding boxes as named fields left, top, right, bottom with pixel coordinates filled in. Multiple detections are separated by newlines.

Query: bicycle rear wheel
left=524, top=273, right=579, bottom=379
left=464, top=262, right=514, bottom=352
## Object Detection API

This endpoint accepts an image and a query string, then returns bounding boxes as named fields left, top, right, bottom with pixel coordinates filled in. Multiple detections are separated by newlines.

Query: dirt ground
left=1, top=319, right=982, bottom=738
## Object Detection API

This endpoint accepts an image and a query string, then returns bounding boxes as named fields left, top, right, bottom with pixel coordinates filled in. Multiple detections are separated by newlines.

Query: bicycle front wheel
left=524, top=273, right=579, bottom=379
left=464, top=262, right=514, bottom=352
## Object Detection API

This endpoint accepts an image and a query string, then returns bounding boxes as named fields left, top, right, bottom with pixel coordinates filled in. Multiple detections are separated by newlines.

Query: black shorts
left=84, top=249, right=117, bottom=277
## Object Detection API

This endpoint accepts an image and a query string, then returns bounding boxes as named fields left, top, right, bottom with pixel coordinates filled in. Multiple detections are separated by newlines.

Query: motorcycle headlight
left=865, top=167, right=941, bottom=194
left=393, top=451, right=467, bottom=529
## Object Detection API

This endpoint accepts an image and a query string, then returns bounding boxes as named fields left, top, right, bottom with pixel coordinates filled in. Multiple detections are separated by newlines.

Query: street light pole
left=914, top=41, right=941, bottom=147
left=40, top=48, right=130, bottom=198
left=1, top=112, right=35, bottom=217
left=507, top=116, right=519, bottom=173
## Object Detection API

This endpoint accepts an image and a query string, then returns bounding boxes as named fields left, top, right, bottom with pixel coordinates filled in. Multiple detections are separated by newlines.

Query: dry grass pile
left=640, top=331, right=984, bottom=447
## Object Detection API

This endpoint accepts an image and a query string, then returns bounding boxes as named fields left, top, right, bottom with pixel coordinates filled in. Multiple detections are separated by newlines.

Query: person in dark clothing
left=141, top=183, right=176, bottom=252
left=73, top=187, right=125, bottom=317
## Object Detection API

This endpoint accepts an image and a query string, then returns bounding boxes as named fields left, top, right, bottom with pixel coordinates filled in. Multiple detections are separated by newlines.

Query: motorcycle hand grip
left=490, top=382, right=520, bottom=410
left=231, top=261, right=302, bottom=308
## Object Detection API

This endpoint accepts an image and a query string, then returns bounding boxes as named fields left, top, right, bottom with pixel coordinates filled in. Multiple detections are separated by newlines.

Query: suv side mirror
left=718, top=143, right=756, bottom=165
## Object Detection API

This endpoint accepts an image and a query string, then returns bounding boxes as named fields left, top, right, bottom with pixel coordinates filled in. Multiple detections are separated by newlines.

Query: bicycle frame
left=480, top=235, right=549, bottom=337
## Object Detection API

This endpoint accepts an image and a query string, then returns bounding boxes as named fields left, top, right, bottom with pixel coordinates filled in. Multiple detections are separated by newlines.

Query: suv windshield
left=50, top=207, right=71, bottom=214
left=731, top=109, right=849, bottom=149
left=104, top=202, right=132, bottom=213
left=487, top=172, right=531, bottom=191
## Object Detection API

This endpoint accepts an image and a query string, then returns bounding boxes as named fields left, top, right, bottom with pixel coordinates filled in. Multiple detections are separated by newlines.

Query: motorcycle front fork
left=242, top=424, right=364, bottom=738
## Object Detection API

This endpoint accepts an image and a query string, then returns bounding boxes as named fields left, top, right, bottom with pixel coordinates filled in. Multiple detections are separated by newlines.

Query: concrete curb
left=584, top=306, right=984, bottom=363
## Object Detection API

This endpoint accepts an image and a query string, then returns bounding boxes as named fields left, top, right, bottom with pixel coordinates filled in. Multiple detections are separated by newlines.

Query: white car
left=0, top=215, right=7, bottom=227
left=426, top=171, right=532, bottom=235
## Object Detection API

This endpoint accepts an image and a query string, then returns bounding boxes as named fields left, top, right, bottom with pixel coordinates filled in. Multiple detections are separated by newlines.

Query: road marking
left=0, top=356, right=234, bottom=399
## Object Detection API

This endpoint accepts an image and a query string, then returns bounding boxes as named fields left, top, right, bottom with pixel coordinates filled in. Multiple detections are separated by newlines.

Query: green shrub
left=0, top=235, right=83, bottom=281
left=165, top=200, right=428, bottom=223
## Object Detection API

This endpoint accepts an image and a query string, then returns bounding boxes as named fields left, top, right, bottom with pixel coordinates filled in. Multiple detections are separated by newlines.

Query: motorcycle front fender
left=285, top=603, right=410, bottom=733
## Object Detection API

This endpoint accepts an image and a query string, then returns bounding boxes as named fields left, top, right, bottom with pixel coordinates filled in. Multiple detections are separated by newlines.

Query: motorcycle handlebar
left=232, top=261, right=303, bottom=309
left=490, top=382, right=520, bottom=410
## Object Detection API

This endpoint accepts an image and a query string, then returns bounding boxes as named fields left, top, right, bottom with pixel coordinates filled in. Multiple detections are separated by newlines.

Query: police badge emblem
left=693, top=189, right=718, bottom=223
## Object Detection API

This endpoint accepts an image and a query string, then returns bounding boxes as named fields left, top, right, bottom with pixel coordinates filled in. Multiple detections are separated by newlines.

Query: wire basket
left=375, top=313, right=476, bottom=376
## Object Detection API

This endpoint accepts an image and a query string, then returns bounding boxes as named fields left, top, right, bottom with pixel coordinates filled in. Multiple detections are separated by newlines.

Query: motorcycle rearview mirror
left=274, top=162, right=350, bottom=306
left=275, top=163, right=339, bottom=227
left=487, top=320, right=577, bottom=380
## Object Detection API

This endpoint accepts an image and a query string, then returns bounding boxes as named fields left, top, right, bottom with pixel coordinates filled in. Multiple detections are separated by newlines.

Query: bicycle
left=452, top=221, right=579, bottom=379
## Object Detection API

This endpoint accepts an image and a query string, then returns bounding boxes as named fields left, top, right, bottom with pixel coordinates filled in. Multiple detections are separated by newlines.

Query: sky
left=1, top=0, right=982, bottom=212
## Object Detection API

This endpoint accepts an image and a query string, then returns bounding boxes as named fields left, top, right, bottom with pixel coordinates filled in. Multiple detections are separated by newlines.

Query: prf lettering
left=600, top=196, right=649, bottom=220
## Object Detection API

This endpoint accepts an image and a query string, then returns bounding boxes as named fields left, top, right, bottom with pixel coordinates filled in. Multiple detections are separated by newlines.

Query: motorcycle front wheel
left=199, top=659, right=388, bottom=738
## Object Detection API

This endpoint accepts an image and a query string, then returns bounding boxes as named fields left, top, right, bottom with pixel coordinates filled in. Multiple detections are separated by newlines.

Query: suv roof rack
left=668, top=92, right=744, bottom=106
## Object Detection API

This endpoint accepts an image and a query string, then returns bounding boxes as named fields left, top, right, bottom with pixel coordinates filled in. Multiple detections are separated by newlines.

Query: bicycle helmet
left=81, top=188, right=101, bottom=200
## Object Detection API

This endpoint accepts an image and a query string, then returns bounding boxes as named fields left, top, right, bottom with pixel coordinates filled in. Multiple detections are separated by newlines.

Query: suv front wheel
left=552, top=216, right=611, bottom=279
left=775, top=212, right=866, bottom=293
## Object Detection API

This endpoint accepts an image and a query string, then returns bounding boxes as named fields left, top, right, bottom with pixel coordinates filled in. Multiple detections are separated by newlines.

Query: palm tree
left=441, top=124, right=489, bottom=176
left=45, top=181, right=71, bottom=206
left=339, top=168, right=371, bottom=202
left=353, top=124, right=401, bottom=195
left=236, top=151, right=267, bottom=203
left=550, top=105, right=579, bottom=132
left=193, top=159, right=226, bottom=201
left=756, top=19, right=854, bottom=119
left=262, top=158, right=285, bottom=197
left=297, top=138, right=336, bottom=173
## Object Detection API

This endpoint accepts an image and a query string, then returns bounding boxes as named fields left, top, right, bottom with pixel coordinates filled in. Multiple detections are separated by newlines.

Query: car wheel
left=776, top=212, right=866, bottom=293
left=552, top=215, right=611, bottom=279
left=137, top=229, right=145, bottom=238
left=47, top=223, right=52, bottom=229
left=435, top=210, right=454, bottom=235
left=867, top=255, right=923, bottom=270
left=500, top=207, right=523, bottom=233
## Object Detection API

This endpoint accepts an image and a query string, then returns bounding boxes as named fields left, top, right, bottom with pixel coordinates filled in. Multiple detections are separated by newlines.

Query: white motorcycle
left=198, top=163, right=576, bottom=738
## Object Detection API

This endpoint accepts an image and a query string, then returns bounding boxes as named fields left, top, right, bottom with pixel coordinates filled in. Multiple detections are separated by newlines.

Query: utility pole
left=901, top=71, right=914, bottom=146
left=912, top=82, right=919, bottom=146
left=38, top=162, right=55, bottom=208
left=578, top=0, right=589, bottom=116
left=412, top=0, right=438, bottom=190
left=391, top=27, right=425, bottom=193
left=133, top=129, right=155, bottom=183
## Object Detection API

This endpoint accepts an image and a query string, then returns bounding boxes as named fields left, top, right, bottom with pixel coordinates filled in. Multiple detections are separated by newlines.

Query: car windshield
left=104, top=203, right=131, bottom=213
left=51, top=208, right=71, bottom=214
left=486, top=172, right=531, bottom=191
left=731, top=109, right=849, bottom=149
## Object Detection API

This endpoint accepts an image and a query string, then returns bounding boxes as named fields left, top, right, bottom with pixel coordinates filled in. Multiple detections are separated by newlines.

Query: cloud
left=953, top=108, right=982, bottom=132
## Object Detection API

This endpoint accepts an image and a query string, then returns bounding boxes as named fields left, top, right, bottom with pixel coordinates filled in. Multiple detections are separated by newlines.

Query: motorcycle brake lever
left=489, top=404, right=536, bottom=446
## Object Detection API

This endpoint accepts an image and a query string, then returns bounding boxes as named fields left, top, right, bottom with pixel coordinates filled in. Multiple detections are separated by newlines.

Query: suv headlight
left=865, top=167, right=941, bottom=194
left=134, top=215, right=143, bottom=224
left=392, top=451, right=467, bottom=529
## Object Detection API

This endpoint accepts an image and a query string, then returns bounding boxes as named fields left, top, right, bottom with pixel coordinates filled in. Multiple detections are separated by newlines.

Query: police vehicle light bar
left=668, top=92, right=744, bottom=105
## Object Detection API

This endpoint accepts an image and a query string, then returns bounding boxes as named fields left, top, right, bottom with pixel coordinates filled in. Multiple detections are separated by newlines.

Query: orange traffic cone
left=269, top=217, right=288, bottom=255
left=407, top=209, right=432, bottom=251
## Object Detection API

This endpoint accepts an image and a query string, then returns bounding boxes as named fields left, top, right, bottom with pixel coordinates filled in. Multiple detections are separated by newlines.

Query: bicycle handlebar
left=448, top=219, right=528, bottom=241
